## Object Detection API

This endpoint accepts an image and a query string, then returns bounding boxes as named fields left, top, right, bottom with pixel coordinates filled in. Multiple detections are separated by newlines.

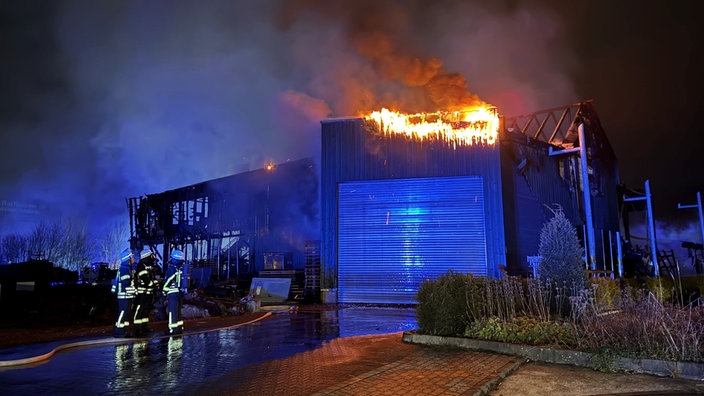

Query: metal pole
left=608, top=229, right=614, bottom=273
left=216, top=238, right=221, bottom=281
left=578, top=123, right=597, bottom=270
left=623, top=180, right=659, bottom=277
left=697, top=192, right=704, bottom=246
left=600, top=229, right=606, bottom=271
left=582, top=224, right=588, bottom=269
left=645, top=180, right=659, bottom=277
left=678, top=190, right=704, bottom=257
left=616, top=231, right=623, bottom=278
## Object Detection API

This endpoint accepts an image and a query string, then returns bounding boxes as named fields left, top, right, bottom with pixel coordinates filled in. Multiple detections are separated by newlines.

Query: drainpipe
left=578, top=123, right=597, bottom=271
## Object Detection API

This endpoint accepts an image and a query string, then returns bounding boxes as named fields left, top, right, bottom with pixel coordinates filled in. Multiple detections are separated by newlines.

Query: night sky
left=1, top=1, right=702, bottom=249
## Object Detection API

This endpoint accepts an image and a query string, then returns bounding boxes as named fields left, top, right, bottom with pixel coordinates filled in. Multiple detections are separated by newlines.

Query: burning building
left=127, top=100, right=619, bottom=305
left=322, top=100, right=619, bottom=304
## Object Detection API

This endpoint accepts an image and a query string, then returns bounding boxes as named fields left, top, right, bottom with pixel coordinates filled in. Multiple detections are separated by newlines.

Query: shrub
left=538, top=209, right=586, bottom=305
left=416, top=271, right=469, bottom=336
left=588, top=277, right=621, bottom=309
left=464, top=316, right=576, bottom=347
left=416, top=271, right=704, bottom=363
left=571, top=287, right=704, bottom=362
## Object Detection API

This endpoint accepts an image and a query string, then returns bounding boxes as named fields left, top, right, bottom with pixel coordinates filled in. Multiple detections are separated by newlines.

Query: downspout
left=578, top=123, right=597, bottom=270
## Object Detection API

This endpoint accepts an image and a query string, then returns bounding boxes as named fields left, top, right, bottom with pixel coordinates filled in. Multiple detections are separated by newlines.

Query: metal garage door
left=337, top=176, right=487, bottom=304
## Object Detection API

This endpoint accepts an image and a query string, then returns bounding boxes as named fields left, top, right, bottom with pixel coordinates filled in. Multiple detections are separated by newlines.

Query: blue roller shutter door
left=337, top=176, right=487, bottom=304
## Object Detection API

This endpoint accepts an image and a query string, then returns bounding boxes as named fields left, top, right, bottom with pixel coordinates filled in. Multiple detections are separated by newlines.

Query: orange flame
left=365, top=107, right=499, bottom=146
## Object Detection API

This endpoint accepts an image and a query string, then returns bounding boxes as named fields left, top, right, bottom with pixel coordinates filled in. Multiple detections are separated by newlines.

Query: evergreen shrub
left=538, top=209, right=586, bottom=298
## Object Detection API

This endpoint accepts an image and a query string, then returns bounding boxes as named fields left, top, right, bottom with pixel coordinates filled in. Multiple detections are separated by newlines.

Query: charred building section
left=127, top=158, right=319, bottom=286
left=502, top=101, right=620, bottom=277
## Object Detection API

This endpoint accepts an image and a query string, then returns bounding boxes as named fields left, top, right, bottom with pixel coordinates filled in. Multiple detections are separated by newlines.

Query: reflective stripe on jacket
left=116, top=264, right=135, bottom=299
left=162, top=265, right=182, bottom=295
left=135, top=262, right=156, bottom=294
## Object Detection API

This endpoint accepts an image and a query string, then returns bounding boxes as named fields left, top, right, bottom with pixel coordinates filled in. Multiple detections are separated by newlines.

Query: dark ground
left=0, top=281, right=290, bottom=349
left=0, top=307, right=271, bottom=349
left=2, top=291, right=703, bottom=395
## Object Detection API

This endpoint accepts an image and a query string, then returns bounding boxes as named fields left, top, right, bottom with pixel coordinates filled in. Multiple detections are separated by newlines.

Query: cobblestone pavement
left=187, top=332, right=520, bottom=396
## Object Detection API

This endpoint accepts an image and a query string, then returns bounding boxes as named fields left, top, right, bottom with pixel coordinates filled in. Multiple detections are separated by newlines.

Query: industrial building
left=128, top=101, right=621, bottom=305
left=322, top=101, right=619, bottom=304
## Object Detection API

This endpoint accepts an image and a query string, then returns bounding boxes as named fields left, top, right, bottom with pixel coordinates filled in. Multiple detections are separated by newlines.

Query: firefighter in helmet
left=133, top=247, right=158, bottom=336
left=163, top=249, right=186, bottom=335
left=113, top=248, right=136, bottom=337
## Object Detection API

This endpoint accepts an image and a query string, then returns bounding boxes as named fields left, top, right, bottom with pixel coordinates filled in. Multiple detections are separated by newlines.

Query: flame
left=364, top=107, right=499, bottom=146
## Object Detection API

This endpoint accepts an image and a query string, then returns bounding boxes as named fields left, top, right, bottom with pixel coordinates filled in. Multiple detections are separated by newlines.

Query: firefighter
left=163, top=249, right=186, bottom=335
left=133, top=247, right=158, bottom=336
left=113, top=248, right=136, bottom=337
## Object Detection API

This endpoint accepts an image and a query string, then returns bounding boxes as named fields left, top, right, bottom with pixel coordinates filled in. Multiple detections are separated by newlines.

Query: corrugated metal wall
left=321, top=118, right=506, bottom=303
left=337, top=176, right=487, bottom=304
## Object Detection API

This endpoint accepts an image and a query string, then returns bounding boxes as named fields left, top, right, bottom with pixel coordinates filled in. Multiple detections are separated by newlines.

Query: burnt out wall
left=130, top=158, right=319, bottom=272
left=500, top=132, right=580, bottom=276
left=500, top=117, right=620, bottom=275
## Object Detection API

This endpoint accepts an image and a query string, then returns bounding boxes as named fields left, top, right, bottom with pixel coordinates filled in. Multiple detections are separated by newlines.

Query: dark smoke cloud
left=277, top=0, right=575, bottom=114
left=1, top=0, right=633, bottom=249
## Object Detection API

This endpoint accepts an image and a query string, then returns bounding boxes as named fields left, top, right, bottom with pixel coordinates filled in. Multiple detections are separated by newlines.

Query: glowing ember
left=364, top=107, right=499, bottom=146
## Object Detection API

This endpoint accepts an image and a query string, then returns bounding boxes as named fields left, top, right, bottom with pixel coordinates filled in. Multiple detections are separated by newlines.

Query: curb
left=0, top=312, right=273, bottom=368
left=473, top=357, right=526, bottom=396
left=402, top=331, right=704, bottom=382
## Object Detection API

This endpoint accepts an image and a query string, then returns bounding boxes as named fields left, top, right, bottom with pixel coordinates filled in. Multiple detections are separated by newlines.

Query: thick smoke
left=277, top=0, right=576, bottom=114
left=0, top=0, right=578, bottom=246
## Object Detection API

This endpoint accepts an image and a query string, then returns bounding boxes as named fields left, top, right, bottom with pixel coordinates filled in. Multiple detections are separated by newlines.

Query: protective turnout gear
left=114, top=248, right=135, bottom=337
left=163, top=249, right=186, bottom=335
left=133, top=247, right=158, bottom=336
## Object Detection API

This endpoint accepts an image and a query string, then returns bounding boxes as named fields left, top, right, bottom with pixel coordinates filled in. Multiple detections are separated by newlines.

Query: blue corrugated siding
left=337, top=176, right=487, bottom=304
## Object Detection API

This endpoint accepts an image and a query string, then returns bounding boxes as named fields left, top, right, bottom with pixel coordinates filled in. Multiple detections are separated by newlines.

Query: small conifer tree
left=538, top=206, right=586, bottom=292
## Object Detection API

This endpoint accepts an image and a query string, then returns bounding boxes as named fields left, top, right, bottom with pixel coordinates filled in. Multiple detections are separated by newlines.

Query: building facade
left=321, top=101, right=620, bottom=304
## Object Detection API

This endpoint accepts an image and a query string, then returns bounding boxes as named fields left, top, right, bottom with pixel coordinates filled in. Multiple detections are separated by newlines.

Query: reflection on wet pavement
left=0, top=306, right=417, bottom=395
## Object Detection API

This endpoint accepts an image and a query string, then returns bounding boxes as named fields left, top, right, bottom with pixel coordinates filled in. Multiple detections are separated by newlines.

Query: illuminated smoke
left=0, top=0, right=580, bottom=253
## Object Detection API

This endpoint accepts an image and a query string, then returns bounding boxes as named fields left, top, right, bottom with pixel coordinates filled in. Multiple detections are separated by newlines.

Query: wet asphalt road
left=0, top=307, right=417, bottom=395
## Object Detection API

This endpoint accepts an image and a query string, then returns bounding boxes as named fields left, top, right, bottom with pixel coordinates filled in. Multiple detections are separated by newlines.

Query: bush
left=416, top=270, right=704, bottom=363
left=416, top=271, right=469, bottom=336
left=465, top=316, right=576, bottom=347
left=588, top=277, right=621, bottom=309
left=538, top=209, right=586, bottom=294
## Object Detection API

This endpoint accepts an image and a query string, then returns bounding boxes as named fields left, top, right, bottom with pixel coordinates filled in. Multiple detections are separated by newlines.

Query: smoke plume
left=0, top=0, right=577, bottom=247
